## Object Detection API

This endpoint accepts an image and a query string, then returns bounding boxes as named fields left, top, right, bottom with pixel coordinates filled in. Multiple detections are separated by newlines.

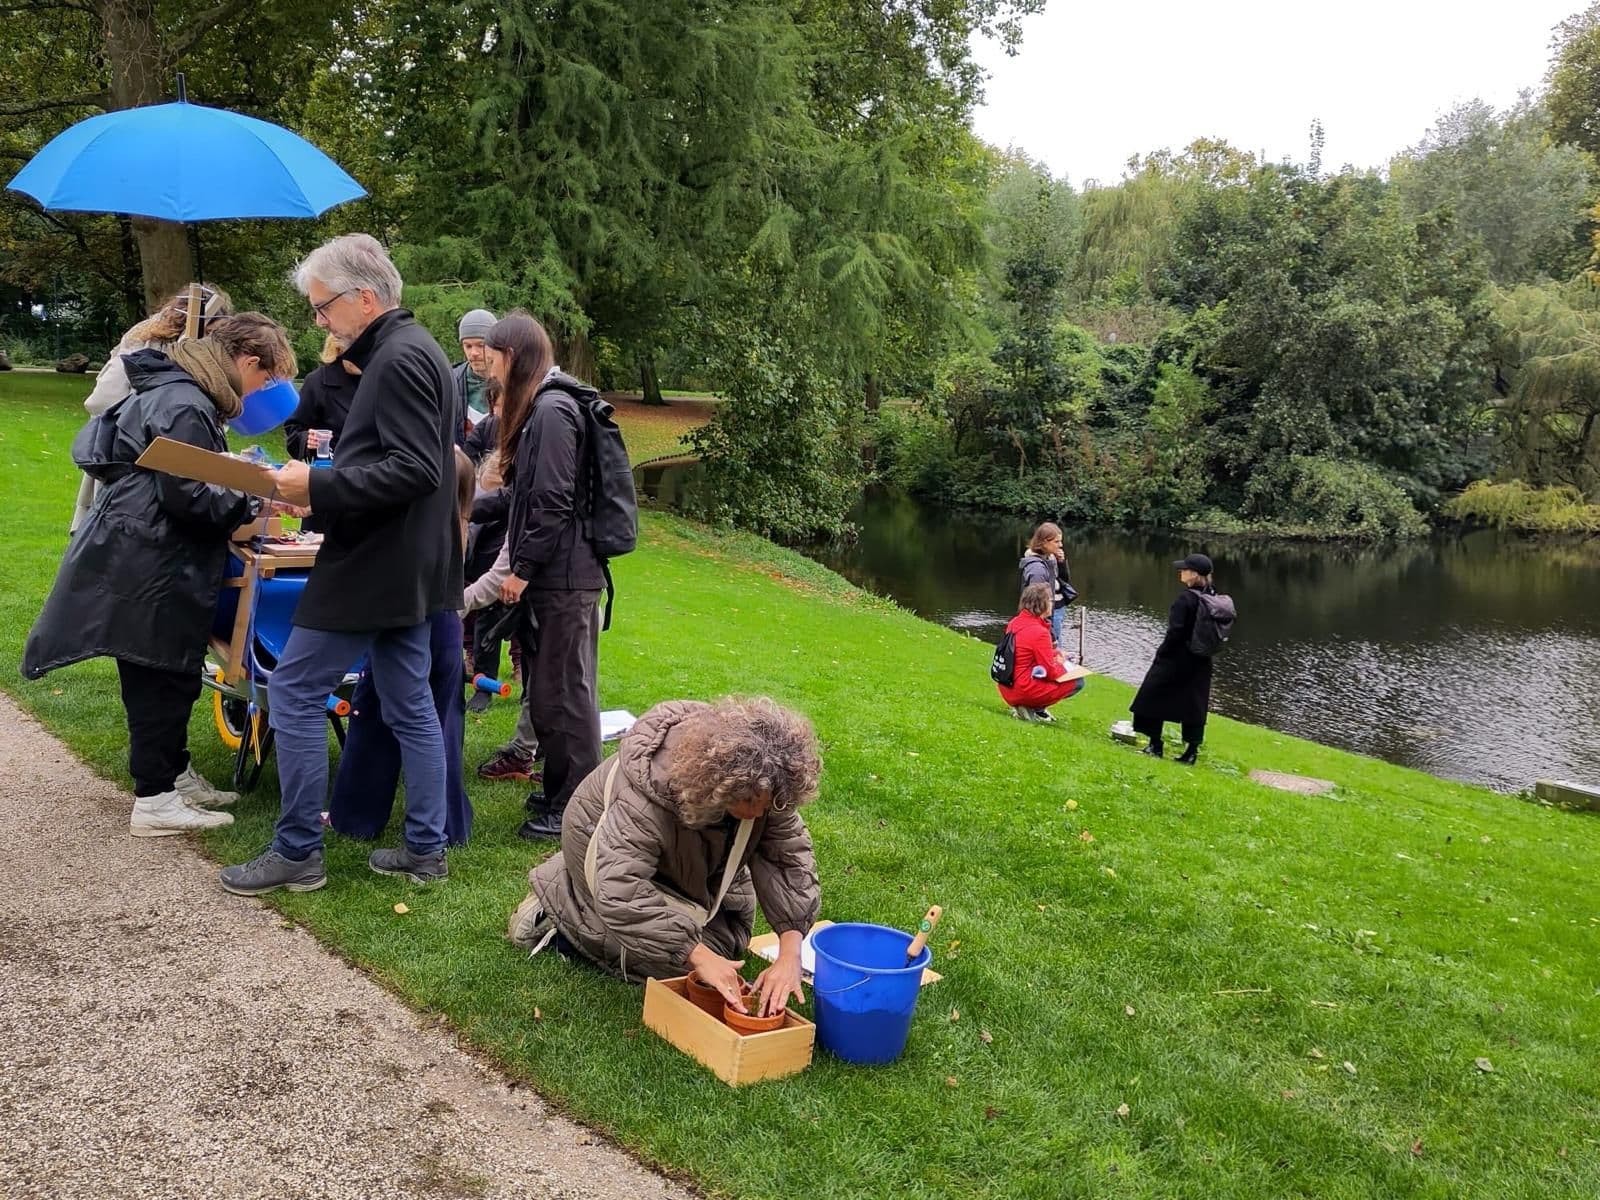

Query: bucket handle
left=813, top=974, right=875, bottom=998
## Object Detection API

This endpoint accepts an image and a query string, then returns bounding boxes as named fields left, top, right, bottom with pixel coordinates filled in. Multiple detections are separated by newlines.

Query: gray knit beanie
left=458, top=308, right=496, bottom=342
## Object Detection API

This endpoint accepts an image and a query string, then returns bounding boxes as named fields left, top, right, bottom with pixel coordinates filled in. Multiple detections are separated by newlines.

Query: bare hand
left=500, top=574, right=529, bottom=605
left=273, top=459, right=312, bottom=507
left=264, top=499, right=310, bottom=518
left=686, top=944, right=748, bottom=1012
left=752, top=953, right=804, bottom=1017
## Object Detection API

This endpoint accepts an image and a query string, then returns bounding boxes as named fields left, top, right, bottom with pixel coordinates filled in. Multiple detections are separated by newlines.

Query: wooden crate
left=642, top=976, right=814, bottom=1087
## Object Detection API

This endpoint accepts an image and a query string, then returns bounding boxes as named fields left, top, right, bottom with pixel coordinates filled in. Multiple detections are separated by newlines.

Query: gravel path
left=0, top=692, right=691, bottom=1200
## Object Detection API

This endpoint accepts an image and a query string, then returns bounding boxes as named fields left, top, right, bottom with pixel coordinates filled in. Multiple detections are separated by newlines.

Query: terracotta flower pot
left=723, top=988, right=785, bottom=1035
left=685, top=973, right=725, bottom=1020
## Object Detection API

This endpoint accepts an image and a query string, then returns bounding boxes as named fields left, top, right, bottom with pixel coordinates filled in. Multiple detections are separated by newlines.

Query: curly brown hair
left=1020, top=580, right=1053, bottom=617
left=667, top=698, right=822, bottom=828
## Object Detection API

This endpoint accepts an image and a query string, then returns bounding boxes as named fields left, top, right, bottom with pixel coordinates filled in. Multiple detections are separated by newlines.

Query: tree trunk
left=116, top=215, right=144, bottom=323
left=101, top=0, right=192, bottom=310
left=864, top=371, right=881, bottom=413
left=639, top=355, right=665, bottom=406
left=554, top=329, right=597, bottom=383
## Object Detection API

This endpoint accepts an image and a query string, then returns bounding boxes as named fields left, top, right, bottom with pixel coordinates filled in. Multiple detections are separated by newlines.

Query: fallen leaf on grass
left=1035, top=904, right=1047, bottom=912
left=1281, top=1090, right=1297, bottom=1100
left=980, top=1029, right=993, bottom=1045
left=1125, top=1005, right=1136, bottom=1017
left=533, top=1007, right=543, bottom=1020
left=1410, top=1139, right=1424, bottom=1158
left=1079, top=831, right=1095, bottom=843
left=1559, top=1147, right=1568, bottom=1159
left=1475, top=1057, right=1494, bottom=1073
left=1065, top=799, right=1079, bottom=811
left=1342, top=1061, right=1358, bottom=1076
left=984, top=1105, right=1003, bottom=1122
left=907, top=751, right=920, bottom=758
left=1115, top=1102, right=1131, bottom=1119
left=1102, top=866, right=1117, bottom=878
left=949, top=1008, right=960, bottom=1023
left=945, top=1076, right=959, bottom=1088
left=1307, top=1048, right=1326, bottom=1060
left=393, top=903, right=410, bottom=915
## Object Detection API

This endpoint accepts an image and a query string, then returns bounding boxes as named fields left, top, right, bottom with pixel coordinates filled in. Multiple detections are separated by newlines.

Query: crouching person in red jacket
left=999, top=582, right=1085, bottom=723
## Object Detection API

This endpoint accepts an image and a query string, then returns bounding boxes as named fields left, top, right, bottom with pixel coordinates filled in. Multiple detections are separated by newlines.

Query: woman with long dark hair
left=481, top=311, right=607, bottom=840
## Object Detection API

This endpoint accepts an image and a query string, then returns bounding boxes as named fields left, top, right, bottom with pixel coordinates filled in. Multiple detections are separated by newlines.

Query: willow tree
left=1493, top=280, right=1600, bottom=497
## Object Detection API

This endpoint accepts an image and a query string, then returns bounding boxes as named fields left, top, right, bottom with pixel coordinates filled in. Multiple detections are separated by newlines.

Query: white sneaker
left=130, top=790, right=234, bottom=837
left=174, top=764, right=239, bottom=809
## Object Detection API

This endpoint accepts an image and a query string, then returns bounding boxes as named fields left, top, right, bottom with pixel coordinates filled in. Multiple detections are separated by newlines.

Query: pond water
left=793, top=487, right=1600, bottom=793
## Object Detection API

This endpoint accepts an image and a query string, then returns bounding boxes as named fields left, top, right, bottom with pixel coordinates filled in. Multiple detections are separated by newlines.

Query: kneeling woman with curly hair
left=510, top=698, right=823, bottom=1017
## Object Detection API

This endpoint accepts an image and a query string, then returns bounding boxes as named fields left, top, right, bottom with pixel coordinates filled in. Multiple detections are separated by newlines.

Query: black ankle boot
left=1141, top=741, right=1163, bottom=758
left=1175, top=744, right=1198, bottom=765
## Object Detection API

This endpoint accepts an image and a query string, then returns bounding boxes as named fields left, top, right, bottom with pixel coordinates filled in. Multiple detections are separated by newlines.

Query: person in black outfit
left=1130, top=553, right=1217, bottom=765
left=461, top=390, right=511, bottom=710
left=283, top=333, right=360, bottom=460
left=220, top=233, right=464, bottom=896
left=479, top=311, right=603, bottom=841
left=23, top=315, right=300, bottom=836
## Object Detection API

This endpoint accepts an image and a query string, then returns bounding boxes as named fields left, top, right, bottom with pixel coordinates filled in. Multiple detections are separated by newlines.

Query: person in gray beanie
left=451, top=308, right=497, bottom=443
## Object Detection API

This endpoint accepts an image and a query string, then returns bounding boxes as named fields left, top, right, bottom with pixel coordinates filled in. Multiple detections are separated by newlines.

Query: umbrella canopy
left=7, top=97, right=365, bottom=221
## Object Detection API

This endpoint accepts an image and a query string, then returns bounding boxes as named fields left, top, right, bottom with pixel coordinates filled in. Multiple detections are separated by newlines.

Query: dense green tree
left=1547, top=2, right=1600, bottom=157
left=1391, top=97, right=1594, bottom=284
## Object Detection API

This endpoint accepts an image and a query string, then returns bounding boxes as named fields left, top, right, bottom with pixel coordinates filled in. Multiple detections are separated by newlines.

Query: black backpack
left=539, top=376, right=638, bottom=629
left=1189, top=592, right=1237, bottom=657
left=990, top=632, right=1017, bottom=687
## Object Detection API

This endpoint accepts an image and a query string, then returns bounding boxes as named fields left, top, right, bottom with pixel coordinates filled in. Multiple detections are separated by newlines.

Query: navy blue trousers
left=328, top=610, right=472, bottom=847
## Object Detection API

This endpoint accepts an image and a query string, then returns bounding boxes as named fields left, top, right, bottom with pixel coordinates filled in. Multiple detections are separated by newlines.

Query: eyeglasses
left=311, top=290, right=353, bottom=319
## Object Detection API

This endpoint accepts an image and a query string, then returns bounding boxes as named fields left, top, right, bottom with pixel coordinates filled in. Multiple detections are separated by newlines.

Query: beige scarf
left=167, top=337, right=243, bottom=420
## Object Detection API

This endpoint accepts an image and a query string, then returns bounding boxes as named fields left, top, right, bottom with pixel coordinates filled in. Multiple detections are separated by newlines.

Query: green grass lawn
left=4, top=371, right=1599, bottom=1199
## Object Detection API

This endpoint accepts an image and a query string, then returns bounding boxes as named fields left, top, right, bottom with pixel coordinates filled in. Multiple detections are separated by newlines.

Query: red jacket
left=997, top=611, right=1069, bottom=708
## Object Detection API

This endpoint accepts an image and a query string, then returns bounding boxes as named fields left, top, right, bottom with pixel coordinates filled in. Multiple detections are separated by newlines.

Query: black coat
left=1130, top=586, right=1214, bottom=727
left=22, top=350, right=255, bottom=678
left=475, top=372, right=605, bottom=592
left=298, top=309, right=464, bottom=632
left=1018, top=550, right=1071, bottom=608
left=283, top=358, right=360, bottom=460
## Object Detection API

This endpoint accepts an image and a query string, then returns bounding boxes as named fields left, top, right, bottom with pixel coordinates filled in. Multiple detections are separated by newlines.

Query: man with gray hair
left=220, top=233, right=464, bottom=895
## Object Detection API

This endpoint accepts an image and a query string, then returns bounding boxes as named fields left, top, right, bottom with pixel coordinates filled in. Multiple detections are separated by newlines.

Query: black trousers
left=525, top=589, right=602, bottom=815
left=1132, top=714, right=1205, bottom=748
left=116, top=658, right=203, bottom=797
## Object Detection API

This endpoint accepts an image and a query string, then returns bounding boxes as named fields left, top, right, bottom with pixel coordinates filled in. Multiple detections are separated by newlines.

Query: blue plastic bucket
left=811, top=922, right=930, bottom=1065
left=233, top=378, right=298, bottom=435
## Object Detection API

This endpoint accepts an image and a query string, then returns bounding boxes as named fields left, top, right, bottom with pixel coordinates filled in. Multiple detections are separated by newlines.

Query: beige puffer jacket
left=530, top=700, right=821, bottom=981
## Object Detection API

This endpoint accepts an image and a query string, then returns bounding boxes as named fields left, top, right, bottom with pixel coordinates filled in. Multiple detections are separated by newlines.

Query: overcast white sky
left=972, top=0, right=1585, bottom=185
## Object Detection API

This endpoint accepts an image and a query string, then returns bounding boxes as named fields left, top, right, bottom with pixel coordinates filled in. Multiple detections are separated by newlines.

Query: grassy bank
left=4, top=372, right=1599, bottom=1199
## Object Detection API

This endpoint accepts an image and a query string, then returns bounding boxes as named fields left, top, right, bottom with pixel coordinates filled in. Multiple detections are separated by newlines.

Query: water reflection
left=801, top=488, right=1600, bottom=793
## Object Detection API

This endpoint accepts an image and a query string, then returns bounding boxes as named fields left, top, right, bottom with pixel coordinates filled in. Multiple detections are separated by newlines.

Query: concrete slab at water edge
left=1248, top=769, right=1337, bottom=796
left=0, top=691, right=689, bottom=1200
left=1534, top=779, right=1600, bottom=812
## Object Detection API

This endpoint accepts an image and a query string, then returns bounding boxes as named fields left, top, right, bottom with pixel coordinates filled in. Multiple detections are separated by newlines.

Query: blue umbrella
left=7, top=81, right=365, bottom=221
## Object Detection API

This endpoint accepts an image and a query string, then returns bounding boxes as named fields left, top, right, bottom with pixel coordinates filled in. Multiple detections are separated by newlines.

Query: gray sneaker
left=369, top=845, right=448, bottom=884
left=220, top=847, right=326, bottom=896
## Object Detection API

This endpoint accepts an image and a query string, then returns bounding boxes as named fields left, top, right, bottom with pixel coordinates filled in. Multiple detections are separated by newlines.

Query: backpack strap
left=582, top=757, right=754, bottom=928
left=600, top=560, right=615, bottom=632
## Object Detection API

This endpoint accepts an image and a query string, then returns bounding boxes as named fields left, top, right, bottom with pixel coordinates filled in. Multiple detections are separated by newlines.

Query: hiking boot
left=477, top=747, right=533, bottom=782
left=518, top=810, right=564, bottom=841
left=1175, top=744, right=1199, bottom=766
left=174, top=763, right=238, bottom=809
left=1009, top=705, right=1031, bottom=721
left=1028, top=708, right=1056, bottom=723
left=130, top=790, right=234, bottom=838
left=368, top=845, right=448, bottom=884
left=466, top=690, right=493, bottom=715
left=219, top=847, right=326, bottom=895
left=1141, top=741, right=1164, bottom=758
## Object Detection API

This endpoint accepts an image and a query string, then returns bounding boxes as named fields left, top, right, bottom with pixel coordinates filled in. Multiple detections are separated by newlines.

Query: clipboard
left=135, top=436, right=277, bottom=498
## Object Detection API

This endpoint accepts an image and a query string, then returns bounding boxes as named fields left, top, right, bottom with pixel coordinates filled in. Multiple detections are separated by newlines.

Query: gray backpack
left=1189, top=592, right=1236, bottom=657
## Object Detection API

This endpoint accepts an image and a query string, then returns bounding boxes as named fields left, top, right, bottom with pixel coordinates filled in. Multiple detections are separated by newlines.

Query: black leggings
left=1132, top=715, right=1205, bottom=748
left=116, top=658, right=203, bottom=796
